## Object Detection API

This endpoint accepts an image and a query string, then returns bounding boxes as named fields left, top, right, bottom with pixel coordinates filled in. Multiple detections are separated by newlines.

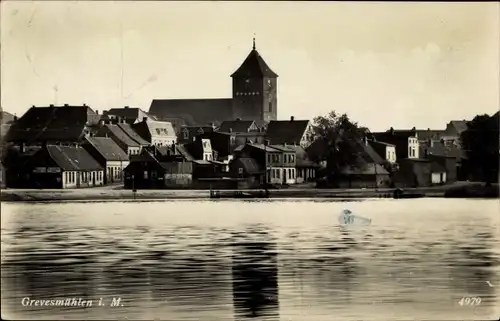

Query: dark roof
left=149, top=98, right=233, bottom=126
left=420, top=140, right=464, bottom=158
left=46, top=145, right=103, bottom=171
left=265, top=120, right=310, bottom=145
left=175, top=144, right=195, bottom=161
left=431, top=162, right=446, bottom=173
left=7, top=105, right=99, bottom=143
left=340, top=163, right=389, bottom=175
left=85, top=137, right=129, bottom=161
left=268, top=144, right=296, bottom=152
left=415, top=129, right=446, bottom=141
left=96, top=124, right=140, bottom=147
left=179, top=125, right=215, bottom=141
left=236, top=157, right=263, bottom=174
left=287, top=145, right=318, bottom=167
left=448, top=120, right=468, bottom=134
left=363, top=143, right=385, bottom=164
left=218, top=120, right=256, bottom=133
left=105, top=107, right=155, bottom=122
left=133, top=120, right=176, bottom=141
left=116, top=123, right=150, bottom=145
left=1, top=111, right=15, bottom=124
left=231, top=47, right=278, bottom=78
left=369, top=140, right=395, bottom=147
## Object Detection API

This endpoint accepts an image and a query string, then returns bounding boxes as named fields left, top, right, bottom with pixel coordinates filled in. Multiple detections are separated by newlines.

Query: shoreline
left=1, top=183, right=497, bottom=202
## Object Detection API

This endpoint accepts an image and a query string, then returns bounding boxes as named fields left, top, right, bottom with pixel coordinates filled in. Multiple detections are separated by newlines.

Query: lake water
left=1, top=198, right=499, bottom=321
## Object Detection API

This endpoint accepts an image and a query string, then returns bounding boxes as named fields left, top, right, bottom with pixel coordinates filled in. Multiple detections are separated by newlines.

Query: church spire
left=252, top=34, right=256, bottom=50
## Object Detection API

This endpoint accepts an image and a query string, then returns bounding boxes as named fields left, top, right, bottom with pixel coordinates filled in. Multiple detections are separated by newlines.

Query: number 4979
left=458, top=297, right=481, bottom=306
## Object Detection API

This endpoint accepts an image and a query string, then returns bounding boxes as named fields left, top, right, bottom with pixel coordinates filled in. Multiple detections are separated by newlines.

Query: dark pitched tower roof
left=231, top=38, right=278, bottom=78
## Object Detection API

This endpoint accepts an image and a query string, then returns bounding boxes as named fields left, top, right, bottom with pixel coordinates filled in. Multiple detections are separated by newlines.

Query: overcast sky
left=1, top=1, right=498, bottom=131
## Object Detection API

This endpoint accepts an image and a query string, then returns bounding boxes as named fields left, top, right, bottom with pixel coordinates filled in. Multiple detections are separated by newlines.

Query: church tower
left=231, top=38, right=278, bottom=122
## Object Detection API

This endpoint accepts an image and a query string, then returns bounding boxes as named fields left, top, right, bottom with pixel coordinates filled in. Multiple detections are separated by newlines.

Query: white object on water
left=338, top=209, right=372, bottom=226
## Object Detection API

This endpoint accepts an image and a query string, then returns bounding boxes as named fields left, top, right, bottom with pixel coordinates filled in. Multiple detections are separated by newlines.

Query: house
left=393, top=159, right=431, bottom=188
left=265, top=117, right=315, bottom=148
left=420, top=139, right=463, bottom=183
left=371, top=127, right=420, bottom=160
left=178, top=125, right=216, bottom=144
left=236, top=142, right=296, bottom=185
left=6, top=104, right=101, bottom=145
left=336, top=163, right=390, bottom=188
left=82, top=137, right=130, bottom=184
left=431, top=162, right=447, bottom=185
left=287, top=145, right=319, bottom=184
left=132, top=118, right=177, bottom=147
left=28, top=145, right=104, bottom=189
left=123, top=145, right=194, bottom=189
left=368, top=140, right=397, bottom=164
left=148, top=39, right=279, bottom=126
left=184, top=137, right=214, bottom=161
left=94, top=123, right=149, bottom=156
left=228, top=157, right=265, bottom=188
left=103, top=106, right=156, bottom=124
left=218, top=119, right=258, bottom=133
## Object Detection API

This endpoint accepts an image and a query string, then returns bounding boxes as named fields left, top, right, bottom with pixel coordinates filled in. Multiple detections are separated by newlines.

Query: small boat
left=338, top=209, right=372, bottom=226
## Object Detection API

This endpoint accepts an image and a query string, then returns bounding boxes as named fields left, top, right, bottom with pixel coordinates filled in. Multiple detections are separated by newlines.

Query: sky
left=1, top=1, right=498, bottom=131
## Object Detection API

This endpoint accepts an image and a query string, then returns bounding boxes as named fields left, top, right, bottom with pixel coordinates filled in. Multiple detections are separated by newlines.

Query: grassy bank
left=0, top=182, right=497, bottom=202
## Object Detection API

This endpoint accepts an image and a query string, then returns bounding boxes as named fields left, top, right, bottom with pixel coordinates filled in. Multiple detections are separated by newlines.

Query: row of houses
left=0, top=103, right=477, bottom=190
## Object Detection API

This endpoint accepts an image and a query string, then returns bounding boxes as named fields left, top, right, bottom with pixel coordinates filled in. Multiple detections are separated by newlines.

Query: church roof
left=231, top=39, right=278, bottom=78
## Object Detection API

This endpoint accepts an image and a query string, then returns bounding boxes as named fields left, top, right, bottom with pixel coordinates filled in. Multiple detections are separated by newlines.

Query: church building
left=148, top=38, right=278, bottom=128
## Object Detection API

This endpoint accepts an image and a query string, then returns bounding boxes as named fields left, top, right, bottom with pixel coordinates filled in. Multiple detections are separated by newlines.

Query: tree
left=460, top=114, right=499, bottom=185
left=307, top=111, right=365, bottom=185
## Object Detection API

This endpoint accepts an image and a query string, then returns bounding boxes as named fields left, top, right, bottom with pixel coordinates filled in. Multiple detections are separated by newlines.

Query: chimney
left=83, top=103, right=87, bottom=107
left=236, top=117, right=241, bottom=121
left=124, top=106, right=129, bottom=109
left=49, top=104, right=54, bottom=107
left=96, top=110, right=99, bottom=114
left=229, top=128, right=232, bottom=133
left=363, top=136, right=368, bottom=146
left=64, top=103, right=69, bottom=107
left=389, top=127, right=394, bottom=135
left=290, top=116, right=294, bottom=121
left=13, top=115, right=18, bottom=122
left=264, top=139, right=270, bottom=146
left=143, top=117, right=148, bottom=122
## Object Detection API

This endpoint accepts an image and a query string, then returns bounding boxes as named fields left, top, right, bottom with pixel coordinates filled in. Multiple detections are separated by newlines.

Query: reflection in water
left=231, top=226, right=279, bottom=319
left=1, top=199, right=499, bottom=321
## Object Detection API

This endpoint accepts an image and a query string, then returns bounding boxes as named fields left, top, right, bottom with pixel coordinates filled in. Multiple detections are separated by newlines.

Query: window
left=144, top=171, right=148, bottom=179
left=272, top=170, right=275, bottom=178
left=277, top=170, right=280, bottom=179
left=238, top=167, right=243, bottom=174
left=408, top=146, right=411, bottom=157
left=268, top=102, right=272, bottom=112
left=267, top=154, right=271, bottom=163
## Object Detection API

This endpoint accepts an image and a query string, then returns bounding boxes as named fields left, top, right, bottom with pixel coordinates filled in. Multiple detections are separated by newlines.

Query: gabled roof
left=362, top=143, right=385, bottom=164
left=134, top=120, right=176, bottom=140
left=286, top=144, right=318, bottom=167
left=415, top=129, right=446, bottom=141
left=96, top=124, right=140, bottom=147
left=179, top=125, right=215, bottom=141
left=265, top=120, right=310, bottom=145
left=231, top=44, right=278, bottom=78
left=175, top=144, right=195, bottom=161
left=218, top=120, right=257, bottom=133
left=234, top=157, right=263, bottom=174
left=340, top=163, right=389, bottom=175
left=420, top=140, right=465, bottom=158
left=46, top=145, right=102, bottom=171
left=149, top=98, right=233, bottom=126
left=1, top=111, right=15, bottom=124
left=85, top=137, right=129, bottom=161
left=7, top=105, right=100, bottom=143
left=448, top=120, right=468, bottom=134
left=117, top=123, right=150, bottom=145
left=105, top=107, right=155, bottom=122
